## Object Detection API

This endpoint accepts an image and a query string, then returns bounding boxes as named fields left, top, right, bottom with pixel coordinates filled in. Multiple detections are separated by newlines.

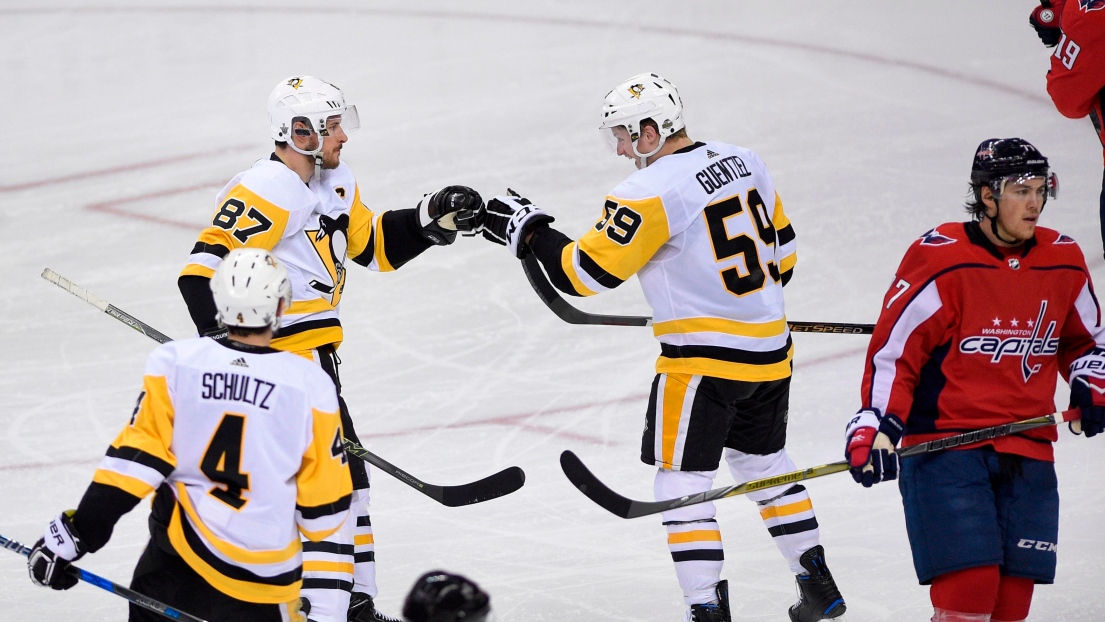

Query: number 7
left=886, top=278, right=910, bottom=309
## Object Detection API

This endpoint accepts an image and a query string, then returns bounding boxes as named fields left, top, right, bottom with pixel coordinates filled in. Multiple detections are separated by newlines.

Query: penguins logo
left=287, top=77, right=305, bottom=90
left=627, top=84, right=645, bottom=99
left=305, top=213, right=349, bottom=306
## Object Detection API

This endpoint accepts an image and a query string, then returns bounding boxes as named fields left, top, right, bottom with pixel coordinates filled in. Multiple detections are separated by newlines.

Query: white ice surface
left=2, top=1, right=1104, bottom=620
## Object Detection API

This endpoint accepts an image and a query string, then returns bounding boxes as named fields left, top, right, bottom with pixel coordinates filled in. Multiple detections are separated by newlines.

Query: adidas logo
left=230, top=357, right=248, bottom=368
left=706, top=149, right=720, bottom=159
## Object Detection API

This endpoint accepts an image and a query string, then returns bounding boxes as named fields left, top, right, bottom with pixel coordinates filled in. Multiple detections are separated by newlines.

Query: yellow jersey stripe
left=91, top=470, right=155, bottom=498
left=286, top=298, right=336, bottom=316
left=175, top=482, right=300, bottom=565
left=374, top=213, right=395, bottom=272
left=771, top=192, right=791, bottom=229
left=653, top=317, right=788, bottom=339
left=181, top=264, right=216, bottom=278
left=271, top=326, right=344, bottom=354
left=657, top=352, right=793, bottom=383
left=560, top=242, right=597, bottom=296
left=302, top=561, right=355, bottom=574
left=780, top=253, right=797, bottom=273
left=661, top=375, right=691, bottom=468
left=354, top=534, right=374, bottom=546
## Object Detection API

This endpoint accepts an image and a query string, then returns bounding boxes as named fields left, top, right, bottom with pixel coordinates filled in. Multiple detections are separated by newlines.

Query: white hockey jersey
left=543, top=141, right=796, bottom=382
left=182, top=157, right=394, bottom=353
left=91, top=337, right=352, bottom=603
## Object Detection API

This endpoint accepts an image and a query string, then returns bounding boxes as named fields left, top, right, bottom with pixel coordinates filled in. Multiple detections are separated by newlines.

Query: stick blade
left=559, top=450, right=636, bottom=518
left=438, top=466, right=526, bottom=507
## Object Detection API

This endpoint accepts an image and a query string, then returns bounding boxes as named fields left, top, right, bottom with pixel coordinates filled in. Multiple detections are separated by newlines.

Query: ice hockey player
left=1030, top=0, right=1105, bottom=257
left=177, top=76, right=484, bottom=622
left=400, top=570, right=491, bottom=622
left=481, top=72, right=845, bottom=622
left=844, top=138, right=1105, bottom=622
left=28, top=248, right=353, bottom=622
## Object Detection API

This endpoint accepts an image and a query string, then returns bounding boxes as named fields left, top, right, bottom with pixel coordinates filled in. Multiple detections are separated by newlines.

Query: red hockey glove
left=845, top=410, right=905, bottom=487
left=1029, top=0, right=1065, bottom=48
left=1069, top=347, right=1105, bottom=437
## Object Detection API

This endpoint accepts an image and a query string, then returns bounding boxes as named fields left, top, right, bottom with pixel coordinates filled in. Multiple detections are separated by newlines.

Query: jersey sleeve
left=1057, top=250, right=1105, bottom=379
left=73, top=345, right=179, bottom=552
left=530, top=190, right=671, bottom=297
left=747, top=150, right=796, bottom=285
left=181, top=182, right=293, bottom=279
left=347, top=185, right=434, bottom=272
left=1047, top=6, right=1105, bottom=141
left=294, top=380, right=352, bottom=542
left=860, top=243, right=958, bottom=421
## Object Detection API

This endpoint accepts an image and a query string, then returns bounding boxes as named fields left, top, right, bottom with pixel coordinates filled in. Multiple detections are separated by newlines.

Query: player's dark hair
left=964, top=182, right=989, bottom=221
left=227, top=325, right=270, bottom=337
left=640, top=117, right=688, bottom=141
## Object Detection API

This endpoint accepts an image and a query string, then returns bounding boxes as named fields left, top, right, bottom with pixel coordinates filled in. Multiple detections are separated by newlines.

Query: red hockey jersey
left=1047, top=0, right=1105, bottom=161
left=859, top=221, right=1103, bottom=462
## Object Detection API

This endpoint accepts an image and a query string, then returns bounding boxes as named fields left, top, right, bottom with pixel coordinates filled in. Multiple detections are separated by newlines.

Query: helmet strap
left=631, top=132, right=667, bottom=168
left=987, top=199, right=1021, bottom=246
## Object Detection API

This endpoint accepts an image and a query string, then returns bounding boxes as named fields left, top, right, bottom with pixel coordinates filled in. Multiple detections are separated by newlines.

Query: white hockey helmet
left=268, top=76, right=360, bottom=158
left=599, top=73, right=685, bottom=166
left=210, top=248, right=293, bottom=331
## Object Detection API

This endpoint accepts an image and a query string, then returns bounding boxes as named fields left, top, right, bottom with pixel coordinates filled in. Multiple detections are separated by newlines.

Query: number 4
left=886, top=278, right=910, bottom=309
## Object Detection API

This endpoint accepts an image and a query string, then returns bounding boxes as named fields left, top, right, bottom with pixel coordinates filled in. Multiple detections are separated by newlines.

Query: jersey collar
left=219, top=338, right=281, bottom=355
left=674, top=141, right=706, bottom=155
left=964, top=220, right=1038, bottom=260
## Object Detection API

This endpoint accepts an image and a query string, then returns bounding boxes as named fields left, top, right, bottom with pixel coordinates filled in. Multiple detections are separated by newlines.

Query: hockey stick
left=1, top=533, right=209, bottom=622
left=39, top=269, right=525, bottom=507
left=520, top=254, right=874, bottom=334
left=561, top=408, right=1081, bottom=519
left=42, top=269, right=173, bottom=344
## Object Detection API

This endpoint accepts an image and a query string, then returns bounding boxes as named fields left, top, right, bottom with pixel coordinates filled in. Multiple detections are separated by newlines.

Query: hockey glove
left=1068, top=347, right=1105, bottom=437
left=482, top=192, right=554, bottom=258
left=844, top=409, right=905, bottom=488
left=28, top=511, right=84, bottom=590
left=417, top=185, right=485, bottom=246
left=1029, top=0, right=1064, bottom=47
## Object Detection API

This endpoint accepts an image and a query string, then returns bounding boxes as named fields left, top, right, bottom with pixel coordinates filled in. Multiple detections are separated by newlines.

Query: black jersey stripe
left=275, top=318, right=342, bottom=338
left=296, top=494, right=351, bottom=520
left=189, top=242, right=231, bottom=258
left=175, top=503, right=302, bottom=586
left=671, top=550, right=725, bottom=563
left=105, top=445, right=174, bottom=477
left=777, top=224, right=795, bottom=246
left=351, top=229, right=376, bottom=267
left=302, top=541, right=355, bottom=556
left=354, top=552, right=375, bottom=563
left=356, top=515, right=372, bottom=527
left=767, top=517, right=819, bottom=538
left=577, top=249, right=625, bottom=289
left=660, top=336, right=792, bottom=366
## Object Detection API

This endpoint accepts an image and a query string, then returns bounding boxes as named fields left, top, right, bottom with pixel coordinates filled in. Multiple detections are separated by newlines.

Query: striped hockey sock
left=351, top=488, right=377, bottom=597
left=665, top=518, right=725, bottom=606
left=757, top=484, right=820, bottom=574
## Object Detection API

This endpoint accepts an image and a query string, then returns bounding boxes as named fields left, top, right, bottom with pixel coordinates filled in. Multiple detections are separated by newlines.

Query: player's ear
left=980, top=186, right=997, bottom=213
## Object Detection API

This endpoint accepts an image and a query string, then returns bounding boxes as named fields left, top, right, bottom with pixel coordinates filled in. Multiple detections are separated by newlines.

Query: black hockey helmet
left=969, top=137, right=1057, bottom=202
left=402, top=571, right=490, bottom=622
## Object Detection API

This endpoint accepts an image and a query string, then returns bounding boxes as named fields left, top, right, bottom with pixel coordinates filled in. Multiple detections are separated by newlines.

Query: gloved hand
left=1029, top=0, right=1064, bottom=47
left=844, top=410, right=905, bottom=487
left=1068, top=346, right=1105, bottom=437
left=417, top=185, right=485, bottom=245
left=28, top=511, right=84, bottom=590
left=481, top=191, right=554, bottom=258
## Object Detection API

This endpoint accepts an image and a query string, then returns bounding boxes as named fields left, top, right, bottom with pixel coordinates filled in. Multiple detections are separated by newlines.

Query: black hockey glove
left=28, top=511, right=84, bottom=590
left=1068, top=347, right=1105, bottom=437
left=482, top=192, right=554, bottom=258
left=417, top=185, right=485, bottom=246
left=1029, top=0, right=1063, bottom=48
left=844, top=410, right=904, bottom=488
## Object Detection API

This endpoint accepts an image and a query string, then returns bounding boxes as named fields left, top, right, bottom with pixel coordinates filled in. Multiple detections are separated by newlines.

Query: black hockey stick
left=40, top=269, right=525, bottom=507
left=1, top=533, right=209, bottom=622
left=561, top=409, right=1080, bottom=519
left=520, top=254, right=874, bottom=334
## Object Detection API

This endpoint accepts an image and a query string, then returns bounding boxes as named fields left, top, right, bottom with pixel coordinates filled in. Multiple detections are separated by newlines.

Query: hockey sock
left=931, top=610, right=991, bottom=622
left=656, top=469, right=723, bottom=606
left=990, top=575, right=1033, bottom=622
left=930, top=565, right=1000, bottom=614
left=351, top=488, right=378, bottom=598
left=301, top=510, right=355, bottom=622
left=726, top=449, right=819, bottom=574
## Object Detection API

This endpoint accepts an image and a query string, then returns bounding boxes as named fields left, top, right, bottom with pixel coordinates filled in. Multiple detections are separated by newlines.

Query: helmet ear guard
left=599, top=73, right=685, bottom=167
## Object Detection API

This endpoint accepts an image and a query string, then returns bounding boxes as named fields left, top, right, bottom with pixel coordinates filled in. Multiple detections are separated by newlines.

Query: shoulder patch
left=1054, top=234, right=1077, bottom=245
left=1078, top=0, right=1105, bottom=13
left=919, top=228, right=957, bottom=247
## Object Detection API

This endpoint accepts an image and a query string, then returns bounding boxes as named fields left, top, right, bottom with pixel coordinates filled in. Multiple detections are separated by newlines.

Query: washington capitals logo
left=1079, top=0, right=1105, bottom=12
left=958, top=300, right=1058, bottom=383
left=919, top=228, right=956, bottom=246
left=627, top=84, right=645, bottom=99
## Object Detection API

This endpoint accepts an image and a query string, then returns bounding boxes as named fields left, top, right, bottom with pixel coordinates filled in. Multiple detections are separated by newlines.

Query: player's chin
left=322, top=155, right=341, bottom=169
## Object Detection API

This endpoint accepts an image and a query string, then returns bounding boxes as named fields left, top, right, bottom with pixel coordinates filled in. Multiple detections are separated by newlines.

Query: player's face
left=320, top=115, right=348, bottom=170
left=989, top=178, right=1047, bottom=243
left=611, top=125, right=659, bottom=169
